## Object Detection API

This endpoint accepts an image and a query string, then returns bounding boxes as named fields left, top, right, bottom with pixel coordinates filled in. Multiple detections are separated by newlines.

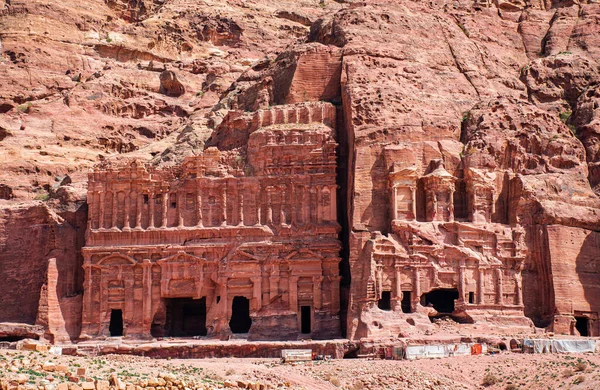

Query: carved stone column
left=449, top=189, right=455, bottom=222
left=303, top=185, right=309, bottom=224
left=142, top=259, right=153, bottom=336
left=88, top=191, right=95, bottom=229
left=330, top=184, right=337, bottom=221
left=267, top=272, right=279, bottom=307
left=135, top=192, right=142, bottom=230
left=393, top=185, right=398, bottom=220
left=252, top=277, right=262, bottom=311
left=410, top=186, right=417, bottom=220
left=111, top=190, right=118, bottom=230
left=313, top=276, right=324, bottom=310
left=238, top=185, right=244, bottom=226
left=82, top=260, right=93, bottom=335
left=123, top=191, right=131, bottom=231
left=280, top=185, right=286, bottom=226
left=395, top=265, right=402, bottom=301
left=458, top=261, right=466, bottom=303
left=160, top=192, right=168, bottom=228
left=316, top=185, right=323, bottom=223
left=221, top=181, right=228, bottom=226
left=177, top=192, right=184, bottom=228
left=291, top=185, right=297, bottom=225
left=266, top=186, right=273, bottom=225
left=289, top=275, right=299, bottom=311
left=413, top=267, right=421, bottom=311
left=496, top=267, right=503, bottom=305
left=99, top=191, right=105, bottom=229
left=478, top=268, right=485, bottom=305
left=207, top=183, right=215, bottom=227
left=196, top=192, right=203, bottom=227
left=255, top=184, right=262, bottom=226
left=148, top=191, right=155, bottom=229
left=330, top=275, right=341, bottom=312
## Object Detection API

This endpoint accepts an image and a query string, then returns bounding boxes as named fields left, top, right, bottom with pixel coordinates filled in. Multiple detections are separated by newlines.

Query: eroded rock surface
left=1, top=0, right=600, bottom=343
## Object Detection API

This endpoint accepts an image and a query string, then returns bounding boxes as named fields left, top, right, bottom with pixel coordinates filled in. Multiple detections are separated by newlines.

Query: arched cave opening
left=229, top=296, right=252, bottom=334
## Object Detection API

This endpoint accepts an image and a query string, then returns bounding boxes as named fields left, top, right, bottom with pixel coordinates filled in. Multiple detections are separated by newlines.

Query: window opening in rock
left=229, top=296, right=251, bottom=334
left=453, top=179, right=469, bottom=221
left=165, top=298, right=207, bottom=337
left=301, top=305, right=311, bottom=334
left=575, top=316, right=589, bottom=337
left=216, top=296, right=221, bottom=303
left=170, top=201, right=177, bottom=209
left=468, top=292, right=475, bottom=304
left=109, top=309, right=123, bottom=337
left=422, top=288, right=459, bottom=314
left=143, top=194, right=149, bottom=204
left=378, top=291, right=391, bottom=311
left=401, top=291, right=412, bottom=313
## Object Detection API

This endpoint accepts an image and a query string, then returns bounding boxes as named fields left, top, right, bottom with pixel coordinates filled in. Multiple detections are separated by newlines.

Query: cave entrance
left=401, top=291, right=412, bottom=313
left=575, top=316, right=589, bottom=337
left=229, top=296, right=252, bottom=334
left=300, top=305, right=312, bottom=334
left=165, top=298, right=207, bottom=337
left=422, top=288, right=459, bottom=314
left=378, top=291, right=391, bottom=311
left=109, top=309, right=123, bottom=337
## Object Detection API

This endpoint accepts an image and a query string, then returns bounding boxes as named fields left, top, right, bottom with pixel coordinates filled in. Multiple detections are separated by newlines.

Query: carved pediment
left=98, top=254, right=136, bottom=266
left=284, top=249, right=323, bottom=261
left=157, top=251, right=205, bottom=266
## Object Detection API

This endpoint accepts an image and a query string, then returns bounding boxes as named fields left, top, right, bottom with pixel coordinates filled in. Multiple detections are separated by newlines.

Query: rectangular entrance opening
left=300, top=305, right=311, bottom=334
left=229, top=296, right=252, bottom=334
left=109, top=309, right=123, bottom=337
left=165, top=298, right=207, bottom=337
left=468, top=292, right=475, bottom=304
left=401, top=291, right=412, bottom=313
left=378, top=291, right=391, bottom=311
left=575, top=316, right=589, bottom=337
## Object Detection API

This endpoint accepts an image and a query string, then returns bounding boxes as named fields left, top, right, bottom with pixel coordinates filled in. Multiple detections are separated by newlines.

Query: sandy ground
left=0, top=349, right=599, bottom=389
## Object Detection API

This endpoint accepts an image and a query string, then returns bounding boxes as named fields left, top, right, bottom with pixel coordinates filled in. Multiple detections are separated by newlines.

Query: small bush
left=573, top=375, right=585, bottom=384
left=482, top=374, right=498, bottom=387
left=16, top=102, right=32, bottom=113
left=575, top=361, right=587, bottom=372
left=324, top=374, right=341, bottom=387
left=559, top=110, right=572, bottom=123
left=505, top=384, right=518, bottom=390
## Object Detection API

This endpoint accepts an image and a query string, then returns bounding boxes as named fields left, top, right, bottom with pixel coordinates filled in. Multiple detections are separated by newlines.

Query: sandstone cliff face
left=1, top=0, right=600, bottom=342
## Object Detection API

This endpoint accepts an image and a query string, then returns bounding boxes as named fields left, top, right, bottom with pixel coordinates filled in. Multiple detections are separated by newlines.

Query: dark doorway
left=378, top=291, right=391, bottom=311
left=229, top=296, right=252, bottom=333
left=575, top=316, right=589, bottom=337
left=301, top=305, right=311, bottom=334
left=422, top=288, right=459, bottom=314
left=401, top=291, right=412, bottom=313
left=468, top=292, right=475, bottom=304
left=109, top=309, right=123, bottom=336
left=165, top=298, right=207, bottom=337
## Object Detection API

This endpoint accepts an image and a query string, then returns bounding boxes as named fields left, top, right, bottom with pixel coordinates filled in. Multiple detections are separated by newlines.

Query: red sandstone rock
left=1, top=0, right=600, bottom=344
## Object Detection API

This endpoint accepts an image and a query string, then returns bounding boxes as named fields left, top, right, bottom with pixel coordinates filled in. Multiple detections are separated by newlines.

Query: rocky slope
left=1, top=0, right=600, bottom=340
